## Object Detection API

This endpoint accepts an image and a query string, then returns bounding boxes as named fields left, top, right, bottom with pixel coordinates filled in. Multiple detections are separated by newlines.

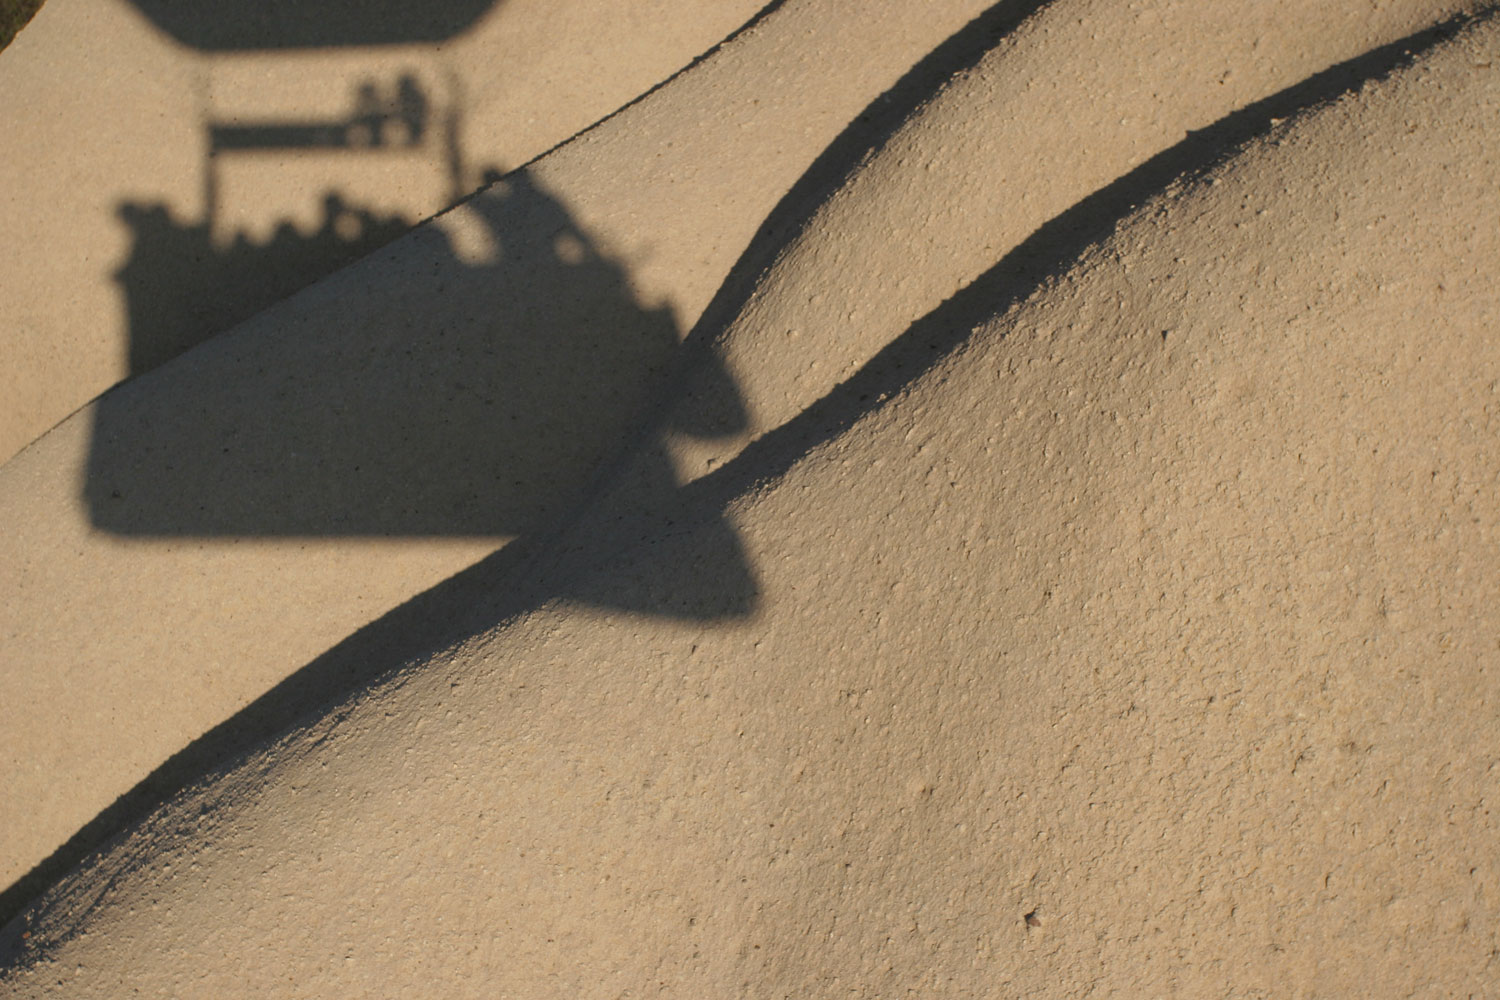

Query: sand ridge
left=673, top=0, right=1484, bottom=482
left=0, top=0, right=997, bottom=916
left=3, top=0, right=1499, bottom=995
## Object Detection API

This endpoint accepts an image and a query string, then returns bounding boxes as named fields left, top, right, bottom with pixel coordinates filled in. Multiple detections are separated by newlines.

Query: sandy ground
left=2, top=0, right=1498, bottom=995
left=0, top=0, right=995, bottom=910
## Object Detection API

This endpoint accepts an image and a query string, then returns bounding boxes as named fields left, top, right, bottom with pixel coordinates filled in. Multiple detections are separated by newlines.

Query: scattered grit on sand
left=3, top=0, right=1499, bottom=995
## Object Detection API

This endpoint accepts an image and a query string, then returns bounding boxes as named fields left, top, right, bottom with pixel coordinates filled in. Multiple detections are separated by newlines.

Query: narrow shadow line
left=676, top=13, right=1478, bottom=513
left=671, top=0, right=1049, bottom=432
left=700, top=0, right=1049, bottom=314
left=489, top=0, right=1056, bottom=541
left=1, top=7, right=1470, bottom=942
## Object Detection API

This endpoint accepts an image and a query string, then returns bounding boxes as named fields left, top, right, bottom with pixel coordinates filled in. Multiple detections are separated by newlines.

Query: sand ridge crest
left=3, top=0, right=1499, bottom=995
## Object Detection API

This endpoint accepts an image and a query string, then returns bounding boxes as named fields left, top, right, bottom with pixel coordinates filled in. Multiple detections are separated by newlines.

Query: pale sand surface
left=3, top=0, right=1500, bottom=995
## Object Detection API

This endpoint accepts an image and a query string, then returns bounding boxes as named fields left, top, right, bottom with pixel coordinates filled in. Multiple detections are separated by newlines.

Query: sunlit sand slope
left=673, top=0, right=1483, bottom=477
left=4, top=7, right=1496, bottom=996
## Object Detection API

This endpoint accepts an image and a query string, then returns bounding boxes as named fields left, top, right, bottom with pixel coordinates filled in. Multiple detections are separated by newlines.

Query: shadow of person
left=88, top=167, right=756, bottom=618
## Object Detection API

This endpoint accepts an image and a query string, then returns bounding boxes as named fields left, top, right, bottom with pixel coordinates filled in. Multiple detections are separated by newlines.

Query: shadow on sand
left=115, top=195, right=412, bottom=374
left=7, top=0, right=775, bottom=958
left=90, top=168, right=753, bottom=548
left=5, top=0, right=1469, bottom=960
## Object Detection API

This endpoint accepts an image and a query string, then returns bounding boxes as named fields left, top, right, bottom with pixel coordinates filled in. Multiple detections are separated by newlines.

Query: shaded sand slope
left=0, top=0, right=996, bottom=912
left=5, top=8, right=1498, bottom=995
left=0, top=0, right=767, bottom=464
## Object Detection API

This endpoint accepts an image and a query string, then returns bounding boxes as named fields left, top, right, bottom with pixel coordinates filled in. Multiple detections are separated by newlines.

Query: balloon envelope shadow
left=122, top=0, right=503, bottom=50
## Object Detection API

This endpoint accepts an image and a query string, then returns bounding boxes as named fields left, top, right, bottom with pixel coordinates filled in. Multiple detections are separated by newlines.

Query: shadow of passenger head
left=123, top=0, right=504, bottom=50
left=87, top=167, right=754, bottom=615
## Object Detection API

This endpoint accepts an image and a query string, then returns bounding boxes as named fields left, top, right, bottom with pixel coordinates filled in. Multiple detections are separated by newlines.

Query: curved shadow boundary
left=0, top=0, right=44, bottom=52
left=669, top=0, right=1051, bottom=434
left=684, top=13, right=1481, bottom=507
left=0, top=8, right=1471, bottom=948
